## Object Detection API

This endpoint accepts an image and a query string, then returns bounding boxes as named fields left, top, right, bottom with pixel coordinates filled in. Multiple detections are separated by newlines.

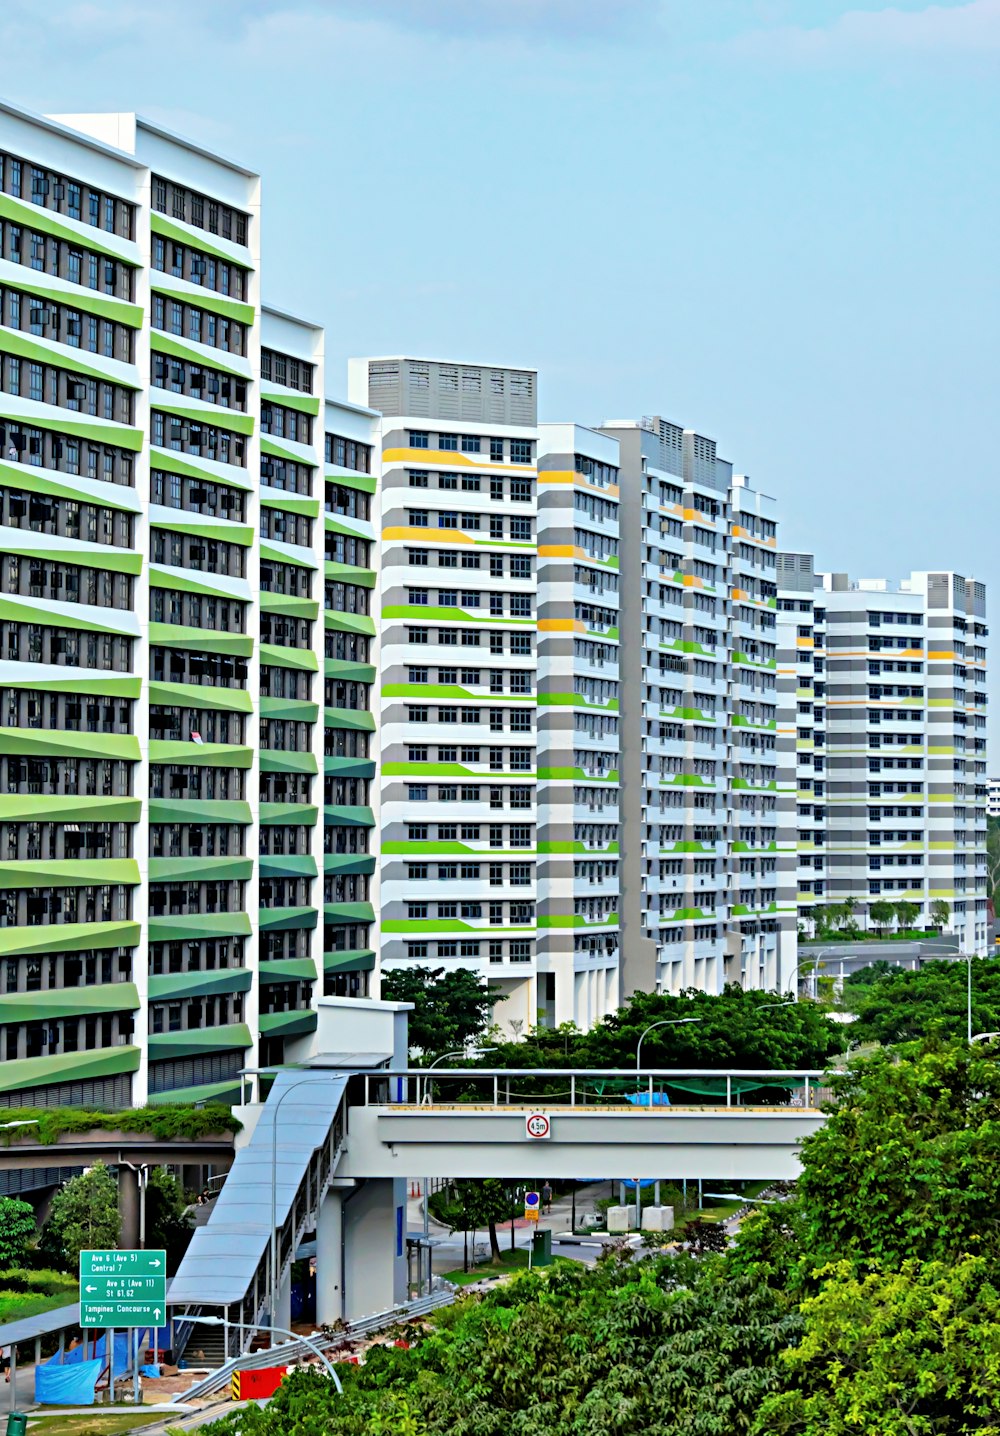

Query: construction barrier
left=232, top=1366, right=287, bottom=1401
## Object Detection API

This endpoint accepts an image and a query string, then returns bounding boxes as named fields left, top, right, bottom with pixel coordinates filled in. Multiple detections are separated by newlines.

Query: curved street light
left=635, top=1017, right=702, bottom=1072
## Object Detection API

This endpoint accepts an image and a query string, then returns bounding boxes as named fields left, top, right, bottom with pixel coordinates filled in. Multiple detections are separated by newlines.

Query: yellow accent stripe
left=382, top=526, right=473, bottom=544
left=537, top=618, right=584, bottom=632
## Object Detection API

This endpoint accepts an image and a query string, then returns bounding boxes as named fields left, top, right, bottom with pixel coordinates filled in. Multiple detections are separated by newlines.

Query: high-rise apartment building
left=0, top=103, right=378, bottom=1110
left=347, top=357, right=542, bottom=1033
left=777, top=558, right=989, bottom=952
left=988, top=778, right=1000, bottom=820
left=599, top=418, right=796, bottom=998
left=536, top=424, right=621, bottom=1028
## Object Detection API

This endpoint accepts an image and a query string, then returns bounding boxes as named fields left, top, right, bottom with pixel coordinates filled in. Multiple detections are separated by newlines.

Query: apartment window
left=511, top=440, right=532, bottom=464
left=409, top=431, right=429, bottom=449
left=490, top=438, right=504, bottom=461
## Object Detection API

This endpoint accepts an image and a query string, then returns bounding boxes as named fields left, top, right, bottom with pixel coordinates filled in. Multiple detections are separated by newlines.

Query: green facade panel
left=324, top=756, right=376, bottom=779
left=0, top=920, right=140, bottom=959
left=148, top=856, right=254, bottom=883
left=150, top=280, right=254, bottom=328
left=259, top=802, right=319, bottom=827
left=147, top=911, right=253, bottom=943
left=149, top=445, right=255, bottom=493
left=0, top=859, right=140, bottom=890
left=147, top=681, right=254, bottom=714
left=259, top=957, right=318, bottom=983
left=0, top=981, right=139, bottom=1025
left=324, top=706, right=375, bottom=732
left=324, top=658, right=376, bottom=683
left=259, top=696, right=319, bottom=721
left=0, top=1045, right=140, bottom=1096
left=260, top=593, right=320, bottom=620
left=0, top=728, right=140, bottom=762
left=324, top=948, right=376, bottom=974
left=147, top=798, right=252, bottom=826
left=148, top=623, right=253, bottom=658
left=259, top=854, right=318, bottom=880
left=260, top=389, right=321, bottom=418
left=258, top=905, right=319, bottom=932
left=0, top=794, right=140, bottom=823
left=323, top=804, right=374, bottom=827
left=0, top=594, right=136, bottom=635
left=258, top=1009, right=317, bottom=1038
left=259, top=751, right=319, bottom=776
left=259, top=643, right=319, bottom=672
left=0, top=458, right=142, bottom=512
left=323, top=854, right=376, bottom=876
left=0, top=327, right=141, bottom=389
left=148, top=740, right=253, bottom=769
left=148, top=968, right=253, bottom=1001
left=147, top=1021, right=253, bottom=1062
left=150, top=330, right=251, bottom=380
left=324, top=901, right=376, bottom=923
left=147, top=1078, right=245, bottom=1107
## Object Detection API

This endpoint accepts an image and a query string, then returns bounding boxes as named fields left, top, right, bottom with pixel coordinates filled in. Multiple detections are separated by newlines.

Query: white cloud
left=728, top=0, right=1000, bottom=66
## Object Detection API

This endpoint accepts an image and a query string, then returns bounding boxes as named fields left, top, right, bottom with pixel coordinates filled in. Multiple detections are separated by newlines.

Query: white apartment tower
left=600, top=418, right=796, bottom=998
left=777, top=557, right=990, bottom=952
left=348, top=357, right=543, bottom=1034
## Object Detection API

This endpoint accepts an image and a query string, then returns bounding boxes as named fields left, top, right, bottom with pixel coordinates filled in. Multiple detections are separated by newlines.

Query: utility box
left=642, top=1206, right=675, bottom=1233
left=606, top=1205, right=632, bottom=1233
left=531, top=1228, right=553, bottom=1266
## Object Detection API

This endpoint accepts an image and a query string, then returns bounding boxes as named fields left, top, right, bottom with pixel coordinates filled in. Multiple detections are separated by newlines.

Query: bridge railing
left=363, top=1068, right=838, bottom=1111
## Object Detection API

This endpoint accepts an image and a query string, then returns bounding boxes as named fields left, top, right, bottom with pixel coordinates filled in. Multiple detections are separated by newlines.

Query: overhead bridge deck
left=338, top=1067, right=828, bottom=1182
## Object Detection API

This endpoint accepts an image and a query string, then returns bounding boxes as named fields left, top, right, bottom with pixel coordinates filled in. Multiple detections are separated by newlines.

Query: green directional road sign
left=79, top=1250, right=167, bottom=1328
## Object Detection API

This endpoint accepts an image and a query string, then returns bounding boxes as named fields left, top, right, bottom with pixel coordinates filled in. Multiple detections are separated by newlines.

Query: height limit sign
left=80, top=1249, right=167, bottom=1328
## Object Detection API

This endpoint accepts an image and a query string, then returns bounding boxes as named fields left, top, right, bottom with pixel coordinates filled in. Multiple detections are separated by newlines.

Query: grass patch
left=0, top=1268, right=78, bottom=1324
left=28, top=1415, right=165, bottom=1436
left=442, top=1247, right=576, bottom=1285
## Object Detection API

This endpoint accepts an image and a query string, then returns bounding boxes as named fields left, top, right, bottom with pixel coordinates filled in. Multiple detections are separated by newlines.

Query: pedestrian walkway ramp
left=167, top=1071, right=349, bottom=1355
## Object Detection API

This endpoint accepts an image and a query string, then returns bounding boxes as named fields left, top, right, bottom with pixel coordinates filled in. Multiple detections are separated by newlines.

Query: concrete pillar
left=316, top=1187, right=344, bottom=1325
left=342, top=1178, right=408, bottom=1322
left=119, top=1165, right=140, bottom=1248
left=274, top=1267, right=291, bottom=1332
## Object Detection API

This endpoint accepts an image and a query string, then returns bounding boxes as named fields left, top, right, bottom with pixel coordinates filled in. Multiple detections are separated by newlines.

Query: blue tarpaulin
left=625, top=1091, right=671, bottom=1106
left=44, top=1333, right=133, bottom=1377
left=35, top=1356, right=103, bottom=1405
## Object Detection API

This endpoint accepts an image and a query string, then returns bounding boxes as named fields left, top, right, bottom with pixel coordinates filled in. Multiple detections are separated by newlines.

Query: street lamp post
left=786, top=949, right=839, bottom=1001
left=195, top=1316, right=343, bottom=1394
left=634, top=1018, right=702, bottom=1073
left=971, top=1032, right=1000, bottom=1045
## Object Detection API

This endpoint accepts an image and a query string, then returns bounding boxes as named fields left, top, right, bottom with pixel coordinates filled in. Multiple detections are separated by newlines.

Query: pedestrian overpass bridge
left=167, top=1061, right=831, bottom=1351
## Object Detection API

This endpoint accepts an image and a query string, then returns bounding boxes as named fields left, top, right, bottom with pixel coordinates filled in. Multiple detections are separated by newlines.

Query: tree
left=40, top=1163, right=120, bottom=1268
left=446, top=1179, right=523, bottom=1265
left=842, top=958, right=905, bottom=988
left=868, top=899, right=895, bottom=937
left=842, top=958, right=1000, bottom=1045
left=0, top=1196, right=36, bottom=1267
left=795, top=1043, right=1000, bottom=1270
left=145, top=1167, right=194, bottom=1272
left=199, top=1254, right=798, bottom=1436
left=892, top=898, right=919, bottom=932
left=379, top=966, right=499, bottom=1057
left=929, top=897, right=950, bottom=932
left=756, top=1257, right=1000, bottom=1436
left=499, top=985, right=841, bottom=1074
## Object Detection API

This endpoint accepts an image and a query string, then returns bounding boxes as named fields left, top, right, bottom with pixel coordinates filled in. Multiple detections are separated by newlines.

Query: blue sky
left=1, top=2, right=997, bottom=600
